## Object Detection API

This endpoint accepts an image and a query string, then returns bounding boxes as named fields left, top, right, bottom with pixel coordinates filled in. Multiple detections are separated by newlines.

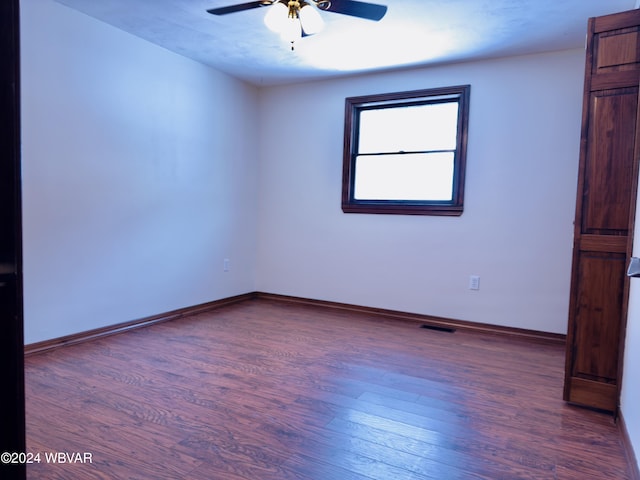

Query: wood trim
left=579, top=234, right=628, bottom=252
left=341, top=203, right=464, bottom=216
left=594, top=9, right=640, bottom=33
left=24, top=293, right=256, bottom=356
left=619, top=410, right=640, bottom=480
left=255, top=292, right=567, bottom=344
left=565, top=377, right=618, bottom=412
left=591, top=70, right=640, bottom=91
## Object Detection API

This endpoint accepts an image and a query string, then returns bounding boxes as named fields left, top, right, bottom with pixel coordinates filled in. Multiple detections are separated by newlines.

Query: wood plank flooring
left=24, top=298, right=633, bottom=479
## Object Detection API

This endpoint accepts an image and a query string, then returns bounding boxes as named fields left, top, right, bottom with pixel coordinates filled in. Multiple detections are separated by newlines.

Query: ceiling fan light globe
left=279, top=16, right=302, bottom=42
left=264, top=1, right=288, bottom=32
left=299, top=4, right=324, bottom=34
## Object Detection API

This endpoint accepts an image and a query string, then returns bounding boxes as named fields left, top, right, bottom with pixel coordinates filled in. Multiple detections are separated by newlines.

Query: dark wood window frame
left=341, top=85, right=470, bottom=216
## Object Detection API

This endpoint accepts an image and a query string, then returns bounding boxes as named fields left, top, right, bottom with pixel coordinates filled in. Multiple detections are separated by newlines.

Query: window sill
left=341, top=203, right=464, bottom=216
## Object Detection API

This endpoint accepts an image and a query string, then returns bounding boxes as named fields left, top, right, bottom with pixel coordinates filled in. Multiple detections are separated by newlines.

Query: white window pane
left=354, top=152, right=454, bottom=201
left=358, top=102, right=459, bottom=154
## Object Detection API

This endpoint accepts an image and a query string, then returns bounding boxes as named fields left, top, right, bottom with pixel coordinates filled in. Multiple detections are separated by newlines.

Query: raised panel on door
left=594, top=27, right=640, bottom=74
left=582, top=87, right=638, bottom=235
left=571, top=252, right=626, bottom=383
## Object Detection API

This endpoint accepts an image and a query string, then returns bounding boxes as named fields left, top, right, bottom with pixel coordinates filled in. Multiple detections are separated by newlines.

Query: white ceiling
left=53, top=0, right=636, bottom=86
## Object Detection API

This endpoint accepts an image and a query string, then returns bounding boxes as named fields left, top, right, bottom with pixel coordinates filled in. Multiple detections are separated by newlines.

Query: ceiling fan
left=207, top=0, right=388, bottom=49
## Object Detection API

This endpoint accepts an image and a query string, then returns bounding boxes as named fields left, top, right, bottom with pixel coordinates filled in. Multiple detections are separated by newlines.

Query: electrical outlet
left=223, top=258, right=230, bottom=272
left=469, top=275, right=480, bottom=290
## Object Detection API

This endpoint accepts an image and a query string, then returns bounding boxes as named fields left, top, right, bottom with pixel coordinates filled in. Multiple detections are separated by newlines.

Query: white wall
left=622, top=180, right=640, bottom=471
left=621, top=2, right=640, bottom=470
left=20, top=0, right=259, bottom=344
left=256, top=49, right=584, bottom=334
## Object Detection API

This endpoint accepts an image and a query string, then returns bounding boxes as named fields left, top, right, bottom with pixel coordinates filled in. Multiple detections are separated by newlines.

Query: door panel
left=582, top=89, right=637, bottom=235
left=572, top=253, right=626, bottom=382
left=594, top=27, right=640, bottom=73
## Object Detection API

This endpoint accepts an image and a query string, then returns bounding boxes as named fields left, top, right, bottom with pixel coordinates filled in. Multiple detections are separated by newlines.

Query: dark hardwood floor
left=24, top=298, right=633, bottom=479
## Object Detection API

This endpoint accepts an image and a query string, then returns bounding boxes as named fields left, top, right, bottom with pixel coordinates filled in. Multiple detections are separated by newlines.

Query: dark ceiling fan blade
left=321, top=0, right=387, bottom=21
left=207, top=1, right=274, bottom=16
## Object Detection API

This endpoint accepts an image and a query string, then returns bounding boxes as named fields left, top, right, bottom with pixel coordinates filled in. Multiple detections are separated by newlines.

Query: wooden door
left=564, top=9, right=640, bottom=412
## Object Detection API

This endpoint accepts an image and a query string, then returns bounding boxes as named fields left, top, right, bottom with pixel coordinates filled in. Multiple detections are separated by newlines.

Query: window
left=342, top=85, right=470, bottom=216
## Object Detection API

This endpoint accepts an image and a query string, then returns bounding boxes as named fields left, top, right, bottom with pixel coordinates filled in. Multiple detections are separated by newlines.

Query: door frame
left=0, top=0, right=26, bottom=478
